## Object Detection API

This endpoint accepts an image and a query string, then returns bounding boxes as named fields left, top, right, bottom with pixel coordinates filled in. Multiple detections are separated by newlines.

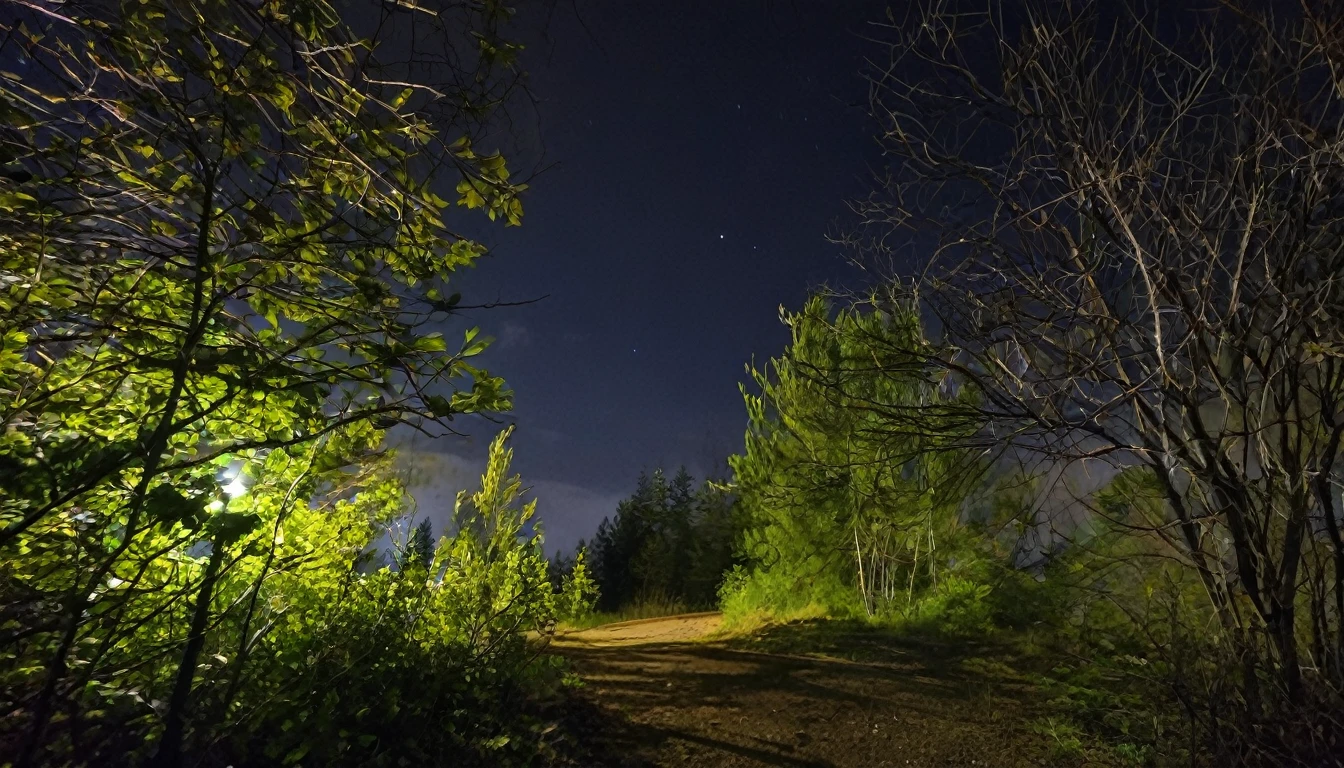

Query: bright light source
left=222, top=475, right=249, bottom=498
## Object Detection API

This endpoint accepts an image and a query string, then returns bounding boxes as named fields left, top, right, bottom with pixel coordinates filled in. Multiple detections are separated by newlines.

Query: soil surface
left=552, top=614, right=1059, bottom=767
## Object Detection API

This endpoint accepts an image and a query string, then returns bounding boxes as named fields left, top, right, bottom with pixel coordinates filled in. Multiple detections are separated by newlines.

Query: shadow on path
left=553, top=619, right=1052, bottom=768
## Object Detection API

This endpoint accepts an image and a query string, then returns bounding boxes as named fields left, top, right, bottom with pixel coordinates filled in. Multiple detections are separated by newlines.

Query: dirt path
left=558, top=612, right=724, bottom=646
left=553, top=615, right=1057, bottom=768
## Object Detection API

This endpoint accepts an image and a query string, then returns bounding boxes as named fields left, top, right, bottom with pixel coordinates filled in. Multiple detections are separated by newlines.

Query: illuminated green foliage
left=725, top=295, right=982, bottom=622
left=0, top=0, right=588, bottom=764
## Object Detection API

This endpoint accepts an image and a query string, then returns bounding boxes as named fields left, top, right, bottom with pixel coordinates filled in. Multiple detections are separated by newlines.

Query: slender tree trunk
left=1314, top=448, right=1344, bottom=684
left=926, top=525, right=937, bottom=590
left=854, top=526, right=871, bottom=617
left=156, top=541, right=227, bottom=767
left=907, top=532, right=920, bottom=610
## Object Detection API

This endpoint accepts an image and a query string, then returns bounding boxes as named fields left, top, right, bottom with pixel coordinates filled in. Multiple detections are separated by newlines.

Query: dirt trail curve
left=553, top=614, right=1055, bottom=768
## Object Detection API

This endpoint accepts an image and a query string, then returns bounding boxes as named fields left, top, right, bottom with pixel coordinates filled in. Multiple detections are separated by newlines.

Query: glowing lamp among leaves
left=219, top=470, right=249, bottom=499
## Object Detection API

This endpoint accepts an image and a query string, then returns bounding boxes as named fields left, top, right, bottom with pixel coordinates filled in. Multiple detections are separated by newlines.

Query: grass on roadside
left=559, top=595, right=692, bottom=631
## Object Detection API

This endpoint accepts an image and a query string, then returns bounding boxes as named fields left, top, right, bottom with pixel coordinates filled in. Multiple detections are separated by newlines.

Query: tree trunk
left=155, top=540, right=226, bottom=767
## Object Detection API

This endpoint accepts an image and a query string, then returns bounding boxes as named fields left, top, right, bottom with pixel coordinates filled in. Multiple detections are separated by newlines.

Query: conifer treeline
left=557, top=469, right=738, bottom=613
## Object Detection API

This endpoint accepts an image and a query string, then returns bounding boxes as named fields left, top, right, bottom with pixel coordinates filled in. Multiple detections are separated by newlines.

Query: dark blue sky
left=404, top=1, right=890, bottom=551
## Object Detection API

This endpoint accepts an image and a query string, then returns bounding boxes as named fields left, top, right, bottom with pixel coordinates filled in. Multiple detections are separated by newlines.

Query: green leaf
left=424, top=394, right=454, bottom=418
left=283, top=743, right=311, bottom=765
left=414, top=333, right=446, bottom=352
left=210, top=512, right=261, bottom=546
left=145, top=484, right=206, bottom=529
left=461, top=336, right=491, bottom=358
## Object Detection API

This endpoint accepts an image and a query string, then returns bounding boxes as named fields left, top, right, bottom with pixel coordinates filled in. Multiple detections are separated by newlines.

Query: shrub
left=904, top=575, right=995, bottom=639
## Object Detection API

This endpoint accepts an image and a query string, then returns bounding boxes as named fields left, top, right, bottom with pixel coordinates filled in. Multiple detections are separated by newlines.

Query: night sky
left=402, top=1, right=890, bottom=553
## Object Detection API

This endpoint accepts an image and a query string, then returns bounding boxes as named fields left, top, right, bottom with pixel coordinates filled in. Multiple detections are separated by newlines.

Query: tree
left=728, top=295, right=979, bottom=617
left=404, top=518, right=436, bottom=568
left=684, top=480, right=738, bottom=607
left=590, top=470, right=657, bottom=610
left=0, top=0, right=527, bottom=762
left=589, top=468, right=737, bottom=612
left=846, top=0, right=1344, bottom=756
left=436, top=427, right=576, bottom=651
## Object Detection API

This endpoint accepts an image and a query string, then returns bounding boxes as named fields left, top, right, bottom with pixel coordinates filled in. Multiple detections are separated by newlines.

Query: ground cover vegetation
left=0, top=0, right=596, bottom=764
